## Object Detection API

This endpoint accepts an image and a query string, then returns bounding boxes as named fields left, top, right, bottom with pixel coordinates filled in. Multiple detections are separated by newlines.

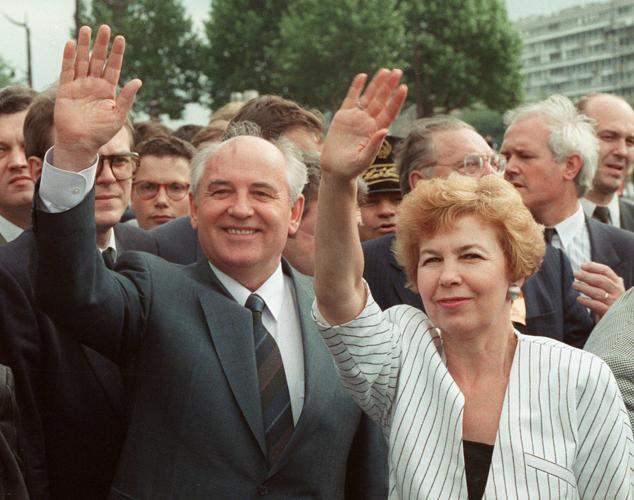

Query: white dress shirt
left=549, top=205, right=591, bottom=273
left=581, top=195, right=621, bottom=229
left=0, top=214, right=24, bottom=243
left=210, top=263, right=305, bottom=423
left=313, top=288, right=634, bottom=499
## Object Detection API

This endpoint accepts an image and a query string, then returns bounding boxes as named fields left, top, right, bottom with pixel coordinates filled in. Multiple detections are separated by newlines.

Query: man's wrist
left=51, top=141, right=99, bottom=172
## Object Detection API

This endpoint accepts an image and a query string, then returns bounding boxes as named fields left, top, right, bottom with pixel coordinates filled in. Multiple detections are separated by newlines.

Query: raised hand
left=320, top=69, right=407, bottom=180
left=53, top=25, right=142, bottom=170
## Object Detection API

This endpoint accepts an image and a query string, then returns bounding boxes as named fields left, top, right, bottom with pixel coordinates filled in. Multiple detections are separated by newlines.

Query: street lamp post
left=1, top=11, right=33, bottom=88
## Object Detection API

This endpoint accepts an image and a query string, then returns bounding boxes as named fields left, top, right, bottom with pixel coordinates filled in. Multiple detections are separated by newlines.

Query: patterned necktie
left=245, top=293, right=293, bottom=464
left=592, top=205, right=612, bottom=225
left=102, top=247, right=116, bottom=269
left=544, top=227, right=557, bottom=245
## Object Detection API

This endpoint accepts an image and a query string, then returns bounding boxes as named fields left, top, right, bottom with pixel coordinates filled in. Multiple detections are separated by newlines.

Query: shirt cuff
left=38, top=147, right=98, bottom=213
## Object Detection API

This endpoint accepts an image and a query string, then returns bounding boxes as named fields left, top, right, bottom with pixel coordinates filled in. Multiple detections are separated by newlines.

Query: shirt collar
left=0, top=215, right=24, bottom=243
left=208, top=262, right=285, bottom=320
left=553, top=204, right=585, bottom=250
left=98, top=228, right=117, bottom=254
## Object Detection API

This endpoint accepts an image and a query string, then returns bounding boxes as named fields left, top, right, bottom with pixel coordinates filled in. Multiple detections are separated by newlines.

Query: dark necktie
left=544, top=227, right=557, bottom=245
left=102, top=247, right=116, bottom=269
left=245, top=293, right=293, bottom=464
left=592, top=205, right=612, bottom=225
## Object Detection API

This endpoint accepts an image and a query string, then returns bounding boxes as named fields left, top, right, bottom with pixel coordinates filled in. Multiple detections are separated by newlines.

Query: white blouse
left=313, top=293, right=634, bottom=499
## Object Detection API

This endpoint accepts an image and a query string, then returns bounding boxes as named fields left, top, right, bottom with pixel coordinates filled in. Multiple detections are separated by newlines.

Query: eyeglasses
left=133, top=181, right=191, bottom=201
left=437, top=153, right=507, bottom=177
left=97, top=152, right=139, bottom=180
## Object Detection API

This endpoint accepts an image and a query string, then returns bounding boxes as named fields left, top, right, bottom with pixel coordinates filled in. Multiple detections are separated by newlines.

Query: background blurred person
left=577, top=93, right=634, bottom=231
left=131, top=136, right=195, bottom=229
left=0, top=85, right=36, bottom=244
left=358, top=135, right=402, bottom=242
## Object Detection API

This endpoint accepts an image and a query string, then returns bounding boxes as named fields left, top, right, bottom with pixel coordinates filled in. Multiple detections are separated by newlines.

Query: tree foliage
left=400, top=0, right=523, bottom=117
left=203, top=0, right=291, bottom=108
left=86, top=0, right=203, bottom=119
left=0, top=57, right=18, bottom=88
left=271, top=0, right=405, bottom=111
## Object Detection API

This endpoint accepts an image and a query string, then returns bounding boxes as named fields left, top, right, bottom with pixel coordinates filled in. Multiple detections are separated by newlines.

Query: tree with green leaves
left=203, top=0, right=291, bottom=108
left=271, top=0, right=405, bottom=111
left=0, top=57, right=17, bottom=88
left=400, top=0, right=523, bottom=117
left=86, top=0, right=203, bottom=119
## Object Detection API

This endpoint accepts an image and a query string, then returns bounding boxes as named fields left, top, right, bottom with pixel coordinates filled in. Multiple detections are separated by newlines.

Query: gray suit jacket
left=587, top=216, right=634, bottom=289
left=620, top=197, right=634, bottom=232
left=32, top=192, right=386, bottom=499
left=585, top=287, right=634, bottom=429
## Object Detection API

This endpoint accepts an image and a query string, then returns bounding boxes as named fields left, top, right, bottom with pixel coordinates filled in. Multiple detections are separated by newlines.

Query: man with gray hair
left=31, top=25, right=389, bottom=498
left=502, top=94, right=634, bottom=319
left=364, top=115, right=594, bottom=346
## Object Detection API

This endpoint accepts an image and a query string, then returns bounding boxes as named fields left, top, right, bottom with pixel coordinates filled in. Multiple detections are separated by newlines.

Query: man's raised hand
left=53, top=25, right=142, bottom=170
left=320, top=69, right=407, bottom=181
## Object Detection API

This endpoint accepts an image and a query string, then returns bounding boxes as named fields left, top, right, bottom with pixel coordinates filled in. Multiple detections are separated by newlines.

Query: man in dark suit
left=31, top=26, right=389, bottom=498
left=0, top=88, right=157, bottom=499
left=576, top=93, right=634, bottom=232
left=502, top=94, right=634, bottom=320
left=364, top=116, right=593, bottom=346
left=0, top=86, right=37, bottom=245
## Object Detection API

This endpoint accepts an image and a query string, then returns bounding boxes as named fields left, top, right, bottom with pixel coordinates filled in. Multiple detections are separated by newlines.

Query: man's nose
left=7, top=146, right=28, bottom=170
left=96, top=162, right=117, bottom=184
left=153, top=186, right=170, bottom=207
left=227, top=193, right=254, bottom=218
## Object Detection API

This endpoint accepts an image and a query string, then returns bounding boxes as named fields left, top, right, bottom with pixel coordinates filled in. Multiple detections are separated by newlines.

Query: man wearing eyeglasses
left=131, top=136, right=195, bottom=230
left=363, top=115, right=594, bottom=347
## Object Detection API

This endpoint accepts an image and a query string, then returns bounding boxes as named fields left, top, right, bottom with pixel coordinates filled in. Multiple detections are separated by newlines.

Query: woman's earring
left=507, top=284, right=521, bottom=301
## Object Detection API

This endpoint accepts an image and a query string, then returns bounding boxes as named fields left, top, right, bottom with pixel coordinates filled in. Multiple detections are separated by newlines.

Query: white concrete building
left=517, top=0, right=634, bottom=101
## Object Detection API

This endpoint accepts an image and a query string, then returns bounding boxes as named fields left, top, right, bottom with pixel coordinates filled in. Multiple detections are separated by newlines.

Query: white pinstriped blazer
left=314, top=293, right=634, bottom=499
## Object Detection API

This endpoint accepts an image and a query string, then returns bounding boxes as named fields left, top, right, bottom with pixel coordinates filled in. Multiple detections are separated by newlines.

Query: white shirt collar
left=553, top=204, right=586, bottom=251
left=580, top=195, right=621, bottom=228
left=0, top=215, right=24, bottom=243
left=98, top=228, right=117, bottom=254
left=208, top=262, right=285, bottom=320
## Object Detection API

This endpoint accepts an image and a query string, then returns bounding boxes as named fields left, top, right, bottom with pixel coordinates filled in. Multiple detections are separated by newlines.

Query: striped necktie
left=544, top=227, right=557, bottom=245
left=245, top=293, right=293, bottom=464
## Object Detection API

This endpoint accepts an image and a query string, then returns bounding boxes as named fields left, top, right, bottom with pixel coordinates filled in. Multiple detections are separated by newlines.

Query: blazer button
left=257, top=485, right=269, bottom=496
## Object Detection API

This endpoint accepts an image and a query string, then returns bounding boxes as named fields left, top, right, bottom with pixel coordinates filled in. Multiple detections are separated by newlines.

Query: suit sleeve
left=32, top=188, right=148, bottom=364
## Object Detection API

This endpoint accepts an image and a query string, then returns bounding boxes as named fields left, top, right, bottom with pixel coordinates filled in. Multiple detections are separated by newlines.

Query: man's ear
left=288, top=194, right=305, bottom=236
left=28, top=156, right=43, bottom=181
left=408, top=169, right=425, bottom=190
left=189, top=192, right=198, bottom=230
left=563, top=154, right=583, bottom=181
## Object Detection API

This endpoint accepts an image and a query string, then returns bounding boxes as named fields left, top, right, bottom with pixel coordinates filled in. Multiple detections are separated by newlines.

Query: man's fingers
left=88, top=25, right=111, bottom=78
left=341, top=73, right=368, bottom=110
left=573, top=267, right=619, bottom=289
left=116, top=79, right=143, bottom=116
left=358, top=129, right=388, bottom=167
left=103, top=35, right=126, bottom=87
left=59, top=41, right=77, bottom=85
left=576, top=295, right=609, bottom=318
left=74, top=26, right=92, bottom=79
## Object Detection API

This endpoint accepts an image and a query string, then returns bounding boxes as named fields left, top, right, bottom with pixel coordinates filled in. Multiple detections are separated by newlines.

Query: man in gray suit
left=585, top=287, right=634, bottom=429
left=577, top=93, right=634, bottom=231
left=32, top=25, right=395, bottom=498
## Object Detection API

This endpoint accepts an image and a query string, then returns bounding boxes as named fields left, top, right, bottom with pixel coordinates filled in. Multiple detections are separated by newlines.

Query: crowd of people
left=0, top=23, right=633, bottom=499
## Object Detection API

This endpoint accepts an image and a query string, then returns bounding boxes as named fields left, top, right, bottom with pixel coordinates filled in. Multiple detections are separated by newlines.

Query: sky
left=0, top=0, right=592, bottom=125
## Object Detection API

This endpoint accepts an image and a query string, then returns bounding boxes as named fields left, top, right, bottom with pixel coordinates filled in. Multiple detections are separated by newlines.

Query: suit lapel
left=0, top=232, right=7, bottom=246
left=619, top=198, right=634, bottom=232
left=586, top=217, right=621, bottom=267
left=193, top=260, right=266, bottom=455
